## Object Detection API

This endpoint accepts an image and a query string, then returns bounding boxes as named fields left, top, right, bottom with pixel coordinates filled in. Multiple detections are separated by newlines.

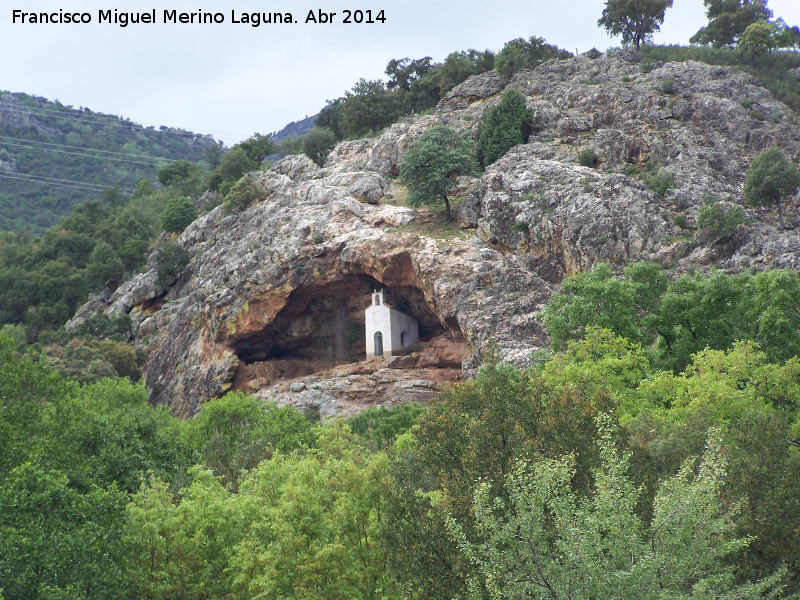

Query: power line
left=0, top=134, right=194, bottom=163
left=0, top=140, right=164, bottom=166
left=0, top=171, right=133, bottom=194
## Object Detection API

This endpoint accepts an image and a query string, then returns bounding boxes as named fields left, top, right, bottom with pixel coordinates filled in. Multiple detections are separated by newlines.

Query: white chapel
left=365, top=289, right=419, bottom=359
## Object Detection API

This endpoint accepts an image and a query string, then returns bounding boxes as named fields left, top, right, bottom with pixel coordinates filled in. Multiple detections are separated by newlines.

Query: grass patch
left=387, top=216, right=468, bottom=241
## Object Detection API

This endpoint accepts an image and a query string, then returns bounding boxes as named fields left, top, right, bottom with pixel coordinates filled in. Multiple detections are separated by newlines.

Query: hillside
left=0, top=92, right=216, bottom=233
left=67, top=48, right=800, bottom=417
left=5, top=40, right=800, bottom=599
left=269, top=114, right=317, bottom=142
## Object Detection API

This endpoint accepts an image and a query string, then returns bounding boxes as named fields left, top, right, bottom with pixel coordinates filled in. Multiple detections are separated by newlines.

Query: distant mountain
left=270, top=114, right=318, bottom=142
left=0, top=92, right=216, bottom=233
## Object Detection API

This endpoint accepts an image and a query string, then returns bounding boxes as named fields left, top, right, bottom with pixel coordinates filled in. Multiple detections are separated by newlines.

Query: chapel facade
left=364, top=289, right=419, bottom=359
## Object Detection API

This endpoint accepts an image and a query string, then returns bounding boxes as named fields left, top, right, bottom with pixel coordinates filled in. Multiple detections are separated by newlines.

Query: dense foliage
left=319, top=46, right=500, bottom=141
left=0, top=164, right=199, bottom=340
left=477, top=88, right=534, bottom=166
left=691, top=0, right=773, bottom=48
left=3, top=255, right=800, bottom=597
left=542, top=262, right=800, bottom=371
left=302, top=127, right=337, bottom=167
left=598, top=0, right=674, bottom=48
left=0, top=93, right=213, bottom=233
left=744, top=147, right=800, bottom=229
left=399, top=124, right=478, bottom=220
left=494, top=37, right=572, bottom=82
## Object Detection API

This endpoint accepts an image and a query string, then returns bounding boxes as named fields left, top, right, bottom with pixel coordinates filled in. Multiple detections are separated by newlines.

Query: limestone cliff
left=70, top=49, right=800, bottom=417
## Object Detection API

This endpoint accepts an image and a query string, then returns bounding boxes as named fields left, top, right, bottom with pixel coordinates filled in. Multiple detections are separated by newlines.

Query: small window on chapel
left=401, top=331, right=407, bottom=346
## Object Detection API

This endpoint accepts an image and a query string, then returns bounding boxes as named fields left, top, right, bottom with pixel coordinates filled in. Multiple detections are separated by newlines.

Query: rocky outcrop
left=113, top=150, right=553, bottom=417
left=0, top=94, right=59, bottom=137
left=72, top=50, right=800, bottom=417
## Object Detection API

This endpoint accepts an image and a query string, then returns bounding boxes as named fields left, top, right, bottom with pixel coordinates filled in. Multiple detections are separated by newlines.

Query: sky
left=2, top=0, right=800, bottom=147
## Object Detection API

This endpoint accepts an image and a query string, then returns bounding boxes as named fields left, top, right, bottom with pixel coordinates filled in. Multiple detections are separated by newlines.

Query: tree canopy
left=744, top=147, right=800, bottom=229
left=691, top=0, right=773, bottom=47
left=399, top=124, right=478, bottom=220
left=477, top=88, right=534, bottom=166
left=598, top=0, right=675, bottom=48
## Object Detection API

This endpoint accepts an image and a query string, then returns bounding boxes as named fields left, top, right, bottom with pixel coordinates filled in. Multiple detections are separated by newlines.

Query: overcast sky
left=2, top=0, right=800, bottom=146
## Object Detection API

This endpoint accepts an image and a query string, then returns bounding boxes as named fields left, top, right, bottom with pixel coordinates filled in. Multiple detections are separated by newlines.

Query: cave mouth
left=231, top=275, right=449, bottom=367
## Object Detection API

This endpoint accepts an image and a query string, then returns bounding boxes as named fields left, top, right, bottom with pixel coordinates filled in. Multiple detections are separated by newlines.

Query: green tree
left=691, top=0, right=773, bottom=47
left=303, top=127, right=337, bottom=167
left=102, top=185, right=125, bottom=208
left=744, top=147, right=800, bottom=229
left=340, top=79, right=402, bottom=138
left=160, top=196, right=197, bottom=233
left=316, top=98, right=343, bottom=139
left=132, top=178, right=154, bottom=199
left=696, top=197, right=745, bottom=240
left=0, top=462, right=130, bottom=600
left=188, top=392, right=314, bottom=490
left=399, top=124, right=478, bottom=220
left=222, top=177, right=265, bottom=215
left=157, top=160, right=200, bottom=187
left=228, top=425, right=395, bottom=600
left=86, top=240, right=124, bottom=289
left=740, top=21, right=777, bottom=59
left=385, top=57, right=433, bottom=91
left=447, top=416, right=786, bottom=599
left=157, top=160, right=203, bottom=197
left=542, top=262, right=668, bottom=350
left=236, top=132, right=276, bottom=165
left=494, top=37, right=571, bottom=82
left=598, top=0, right=674, bottom=48
left=208, top=147, right=255, bottom=195
left=382, top=346, right=614, bottom=599
left=203, top=142, right=224, bottom=169
left=477, top=88, right=534, bottom=166
left=155, top=241, right=190, bottom=290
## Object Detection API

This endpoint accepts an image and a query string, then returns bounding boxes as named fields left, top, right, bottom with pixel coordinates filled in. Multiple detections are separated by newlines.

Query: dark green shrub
left=494, top=37, right=571, bottom=82
left=477, top=89, right=533, bottom=166
left=160, top=196, right=197, bottom=233
left=744, top=147, right=800, bottom=229
left=86, top=241, right=124, bottom=289
left=303, top=128, right=337, bottom=167
left=222, top=177, right=265, bottom=215
left=660, top=78, right=676, bottom=94
left=642, top=170, right=674, bottom=197
left=697, top=200, right=745, bottom=240
left=510, top=221, right=529, bottom=234
left=155, top=242, right=190, bottom=290
left=577, top=148, right=599, bottom=167
left=347, top=403, right=427, bottom=450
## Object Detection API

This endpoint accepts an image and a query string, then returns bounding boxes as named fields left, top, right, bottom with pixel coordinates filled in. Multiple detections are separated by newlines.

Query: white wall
left=365, top=290, right=418, bottom=359
left=389, top=308, right=419, bottom=354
